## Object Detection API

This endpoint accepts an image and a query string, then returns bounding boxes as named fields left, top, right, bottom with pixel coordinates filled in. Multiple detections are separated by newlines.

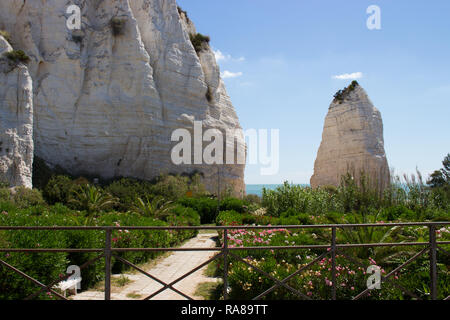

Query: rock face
left=311, top=82, right=390, bottom=191
left=0, top=0, right=245, bottom=195
left=0, top=35, right=34, bottom=188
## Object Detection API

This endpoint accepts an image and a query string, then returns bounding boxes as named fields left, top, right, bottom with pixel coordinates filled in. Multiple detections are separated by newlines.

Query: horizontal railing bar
left=0, top=221, right=448, bottom=231
left=0, top=249, right=103, bottom=253
left=2, top=241, right=448, bottom=253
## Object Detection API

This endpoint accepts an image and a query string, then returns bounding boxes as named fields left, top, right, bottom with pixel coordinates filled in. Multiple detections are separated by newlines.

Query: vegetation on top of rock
left=190, top=33, right=210, bottom=53
left=0, top=30, right=11, bottom=43
left=3, top=50, right=30, bottom=64
left=110, top=17, right=127, bottom=36
left=333, top=80, right=359, bottom=104
left=177, top=6, right=189, bottom=21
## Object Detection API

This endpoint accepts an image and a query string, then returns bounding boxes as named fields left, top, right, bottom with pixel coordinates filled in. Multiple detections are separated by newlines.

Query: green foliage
left=220, top=197, right=246, bottom=213
left=4, top=50, right=30, bottom=64
left=178, top=196, right=218, bottom=224
left=427, top=154, right=450, bottom=208
left=133, top=196, right=174, bottom=220
left=32, top=156, right=70, bottom=190
left=190, top=33, right=210, bottom=53
left=333, top=80, right=359, bottom=103
left=381, top=205, right=416, bottom=221
left=110, top=17, right=126, bottom=36
left=0, top=187, right=45, bottom=209
left=69, top=185, right=118, bottom=214
left=148, top=174, right=191, bottom=200
left=0, top=30, right=11, bottom=43
left=338, top=173, right=381, bottom=213
left=262, top=182, right=341, bottom=217
left=105, top=178, right=154, bottom=212
left=177, top=6, right=189, bottom=21
left=216, top=210, right=242, bottom=226
left=244, top=194, right=261, bottom=205
left=0, top=204, right=201, bottom=298
left=43, top=175, right=76, bottom=205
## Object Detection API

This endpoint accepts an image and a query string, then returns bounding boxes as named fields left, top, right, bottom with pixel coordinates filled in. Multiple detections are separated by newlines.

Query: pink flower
left=351, top=287, right=355, bottom=291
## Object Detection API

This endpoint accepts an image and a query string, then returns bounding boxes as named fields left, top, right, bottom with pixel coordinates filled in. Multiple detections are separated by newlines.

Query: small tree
left=69, top=185, right=118, bottom=214
left=133, top=196, right=174, bottom=220
left=427, top=153, right=450, bottom=188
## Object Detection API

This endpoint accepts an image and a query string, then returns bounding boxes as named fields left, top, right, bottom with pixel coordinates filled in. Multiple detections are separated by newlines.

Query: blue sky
left=178, top=0, right=450, bottom=184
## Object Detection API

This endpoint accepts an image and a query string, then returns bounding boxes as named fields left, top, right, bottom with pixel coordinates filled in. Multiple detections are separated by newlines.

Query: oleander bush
left=0, top=199, right=201, bottom=299
left=215, top=212, right=450, bottom=300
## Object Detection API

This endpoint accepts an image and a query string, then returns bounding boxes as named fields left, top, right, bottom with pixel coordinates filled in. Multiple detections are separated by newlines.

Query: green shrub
left=4, top=50, right=30, bottom=64
left=32, top=156, right=70, bottom=190
left=149, top=175, right=190, bottom=200
left=0, top=30, right=11, bottom=43
left=104, top=178, right=150, bottom=211
left=244, top=194, right=261, bottom=205
left=0, top=204, right=201, bottom=298
left=179, top=196, right=218, bottom=224
left=381, top=205, right=416, bottom=221
left=69, top=185, right=118, bottom=214
left=190, top=33, right=210, bottom=53
left=171, top=205, right=201, bottom=225
left=333, top=80, right=359, bottom=103
left=177, top=6, right=189, bottom=21
left=133, top=196, right=174, bottom=220
left=0, top=178, right=9, bottom=188
left=216, top=210, right=242, bottom=226
left=43, top=175, right=76, bottom=205
left=10, top=187, right=45, bottom=209
left=220, top=197, right=246, bottom=213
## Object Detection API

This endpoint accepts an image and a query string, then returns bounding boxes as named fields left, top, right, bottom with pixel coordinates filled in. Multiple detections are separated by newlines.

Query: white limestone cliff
left=0, top=0, right=245, bottom=195
left=0, top=35, right=34, bottom=188
left=311, top=82, right=390, bottom=191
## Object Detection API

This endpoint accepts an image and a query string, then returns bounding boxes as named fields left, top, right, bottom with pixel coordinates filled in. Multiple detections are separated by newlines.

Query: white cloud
left=332, top=72, right=363, bottom=80
left=214, top=49, right=230, bottom=62
left=213, top=49, right=245, bottom=63
left=221, top=70, right=243, bottom=79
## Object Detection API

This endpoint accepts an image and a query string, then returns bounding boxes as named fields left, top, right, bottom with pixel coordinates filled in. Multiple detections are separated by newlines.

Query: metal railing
left=0, top=222, right=449, bottom=300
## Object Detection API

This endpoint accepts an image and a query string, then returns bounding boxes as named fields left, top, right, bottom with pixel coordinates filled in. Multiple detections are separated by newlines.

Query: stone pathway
left=72, top=233, right=220, bottom=300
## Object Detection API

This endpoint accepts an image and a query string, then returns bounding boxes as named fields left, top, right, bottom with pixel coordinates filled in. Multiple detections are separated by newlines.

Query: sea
left=245, top=184, right=281, bottom=197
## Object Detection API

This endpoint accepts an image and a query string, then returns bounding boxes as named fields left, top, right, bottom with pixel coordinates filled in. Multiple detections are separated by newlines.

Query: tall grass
left=262, top=170, right=449, bottom=218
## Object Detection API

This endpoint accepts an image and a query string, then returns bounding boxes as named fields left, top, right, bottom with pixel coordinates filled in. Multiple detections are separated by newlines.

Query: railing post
left=429, top=225, right=437, bottom=300
left=105, top=228, right=112, bottom=300
left=223, top=228, right=229, bottom=300
left=331, top=227, right=337, bottom=300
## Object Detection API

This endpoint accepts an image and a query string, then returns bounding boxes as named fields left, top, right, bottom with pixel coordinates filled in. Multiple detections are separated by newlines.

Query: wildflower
left=351, top=287, right=355, bottom=291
